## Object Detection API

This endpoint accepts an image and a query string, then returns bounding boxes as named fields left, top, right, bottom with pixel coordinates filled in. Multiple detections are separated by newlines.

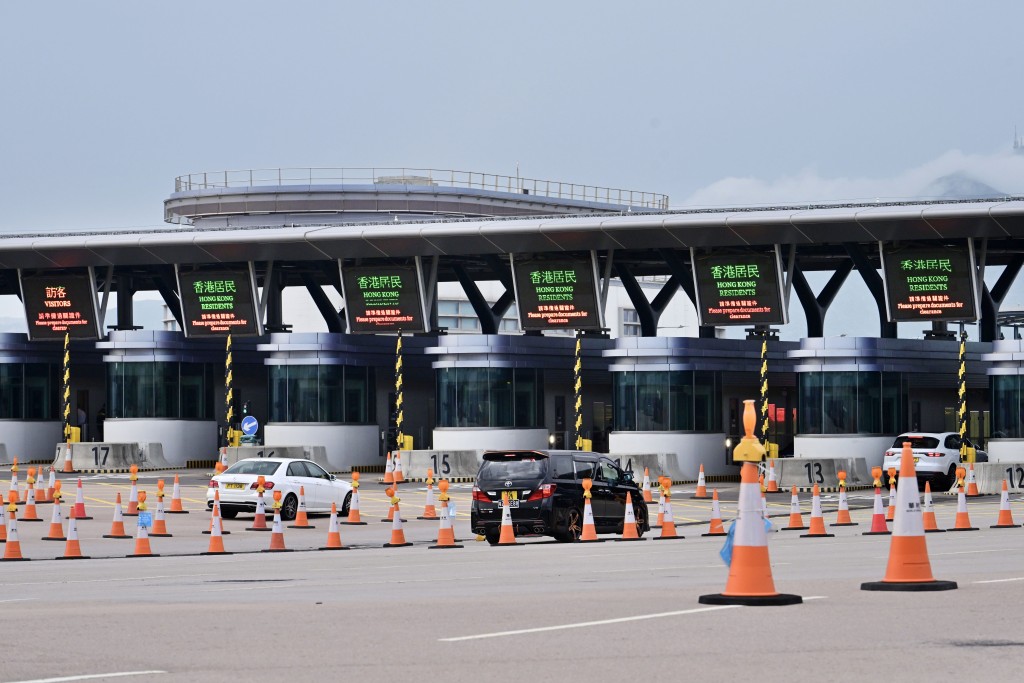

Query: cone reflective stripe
left=692, top=464, right=708, bottom=499
left=641, top=468, right=652, bottom=503
left=288, top=486, right=315, bottom=529
left=862, top=441, right=957, bottom=591
left=497, top=492, right=519, bottom=545
left=766, top=459, right=779, bottom=492
left=71, top=479, right=91, bottom=520
left=103, top=492, right=132, bottom=539
left=319, top=502, right=348, bottom=550
left=19, top=482, right=41, bottom=522
left=948, top=486, right=979, bottom=531
left=125, top=480, right=139, bottom=516
left=383, top=497, right=412, bottom=548
left=800, top=485, right=834, bottom=538
left=418, top=471, right=438, bottom=520
left=617, top=492, right=644, bottom=541
left=382, top=452, right=394, bottom=485
left=832, top=485, right=857, bottom=527
left=700, top=463, right=801, bottom=606
left=991, top=479, right=1020, bottom=528
left=579, top=480, right=600, bottom=542
left=43, top=495, right=65, bottom=541
left=922, top=482, right=944, bottom=533
left=56, top=509, right=88, bottom=560
left=863, top=487, right=891, bottom=535
left=703, top=489, right=727, bottom=536
left=167, top=474, right=188, bottom=514
left=2, top=507, right=27, bottom=561
left=46, top=467, right=56, bottom=503
left=247, top=488, right=270, bottom=531
left=782, top=486, right=807, bottom=530
left=201, top=504, right=229, bottom=555
left=393, top=452, right=405, bottom=484
left=965, top=463, right=980, bottom=497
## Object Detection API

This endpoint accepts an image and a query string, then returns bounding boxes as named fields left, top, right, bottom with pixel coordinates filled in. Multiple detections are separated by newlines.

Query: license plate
left=505, top=499, right=520, bottom=508
left=225, top=483, right=245, bottom=490
left=498, top=491, right=518, bottom=508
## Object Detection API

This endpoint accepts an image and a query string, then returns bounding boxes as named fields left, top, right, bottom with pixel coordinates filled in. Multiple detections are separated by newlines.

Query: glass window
left=550, top=455, right=575, bottom=480
left=435, top=367, right=542, bottom=428
left=305, top=462, right=330, bottom=479
left=992, top=376, right=1022, bottom=439
left=596, top=460, right=619, bottom=483
left=225, top=460, right=281, bottom=476
left=269, top=365, right=375, bottom=424
left=107, top=362, right=214, bottom=420
left=613, top=372, right=637, bottom=431
left=799, top=371, right=907, bottom=436
left=574, top=459, right=595, bottom=480
left=287, top=461, right=311, bottom=477
left=319, top=365, right=343, bottom=423
left=622, top=308, right=642, bottom=337
left=613, top=370, right=721, bottom=433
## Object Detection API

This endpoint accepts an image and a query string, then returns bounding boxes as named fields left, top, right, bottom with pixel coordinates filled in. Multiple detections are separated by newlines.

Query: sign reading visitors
left=341, top=264, right=426, bottom=333
left=692, top=250, right=787, bottom=326
left=178, top=269, right=262, bottom=337
left=512, top=257, right=602, bottom=330
left=881, top=244, right=978, bottom=322
left=20, top=271, right=101, bottom=341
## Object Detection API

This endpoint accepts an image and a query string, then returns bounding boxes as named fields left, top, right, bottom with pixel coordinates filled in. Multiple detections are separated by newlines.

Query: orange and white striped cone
left=319, top=502, right=348, bottom=550
left=103, top=492, right=132, bottom=539
left=616, top=492, right=644, bottom=541
left=782, top=486, right=807, bottom=531
left=263, top=493, right=292, bottom=553
left=203, top=492, right=231, bottom=535
left=381, top=451, right=394, bottom=485
left=18, top=480, right=42, bottom=522
left=831, top=476, right=857, bottom=526
left=34, top=468, right=46, bottom=505
left=62, top=445, right=74, bottom=473
left=863, top=487, right=891, bottom=535
left=948, top=485, right=979, bottom=531
left=150, top=490, right=171, bottom=538
left=393, top=452, right=405, bottom=484
left=167, top=474, right=189, bottom=514
left=246, top=482, right=270, bottom=531
left=383, top=493, right=412, bottom=548
left=429, top=480, right=463, bottom=549
left=342, top=482, right=366, bottom=526
left=653, top=491, right=683, bottom=540
left=692, top=464, right=708, bottom=499
left=380, top=485, right=407, bottom=523
left=125, top=478, right=139, bottom=516
left=653, top=486, right=665, bottom=529
left=56, top=509, right=88, bottom=560
left=126, top=494, right=157, bottom=558
left=991, top=479, right=1020, bottom=528
left=965, top=463, right=980, bottom=497
left=45, top=466, right=56, bottom=503
left=642, top=467, right=653, bottom=503
left=700, top=462, right=801, bottom=606
left=6, top=460, right=19, bottom=506
left=885, top=478, right=896, bottom=522
left=42, top=491, right=66, bottom=541
left=497, top=492, right=520, bottom=546
left=765, top=459, right=779, bottom=493
left=702, top=489, right=728, bottom=537
left=578, top=480, right=602, bottom=542
left=201, top=504, right=230, bottom=555
left=0, top=500, right=7, bottom=542
left=800, top=484, right=835, bottom=538
left=862, top=441, right=957, bottom=591
left=418, top=470, right=439, bottom=520
left=288, top=486, right=315, bottom=529
left=922, top=481, right=944, bottom=533
left=2, top=506, right=27, bottom=561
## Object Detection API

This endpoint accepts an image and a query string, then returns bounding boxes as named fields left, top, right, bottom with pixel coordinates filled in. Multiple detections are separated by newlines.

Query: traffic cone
left=831, top=472, right=857, bottom=526
left=699, top=463, right=802, bottom=606
left=263, top=492, right=292, bottom=552
left=381, top=451, right=394, bottom=485
left=42, top=488, right=66, bottom=541
left=800, top=484, right=835, bottom=538
left=692, top=464, right=708, bottom=499
left=383, top=491, right=412, bottom=548
left=20, top=467, right=33, bottom=502
left=380, top=484, right=407, bottom=523
left=653, top=485, right=665, bottom=529
left=765, top=459, right=779, bottom=493
left=125, top=476, right=139, bottom=516
left=287, top=486, right=315, bottom=529
left=62, top=444, right=74, bottom=473
left=616, top=492, right=644, bottom=541
left=641, top=467, right=653, bottom=503
left=863, top=487, right=891, bottom=535
left=6, top=458, right=19, bottom=505
left=126, top=493, right=157, bottom=558
left=201, top=504, right=230, bottom=555
left=702, top=489, right=728, bottom=536
left=203, top=492, right=231, bottom=534
left=18, top=478, right=42, bottom=522
left=246, top=477, right=270, bottom=531
left=653, top=488, right=683, bottom=540
left=393, top=452, right=405, bottom=484
left=342, top=487, right=366, bottom=525
left=497, top=492, right=520, bottom=546
left=45, top=466, right=56, bottom=503
left=578, top=479, right=601, bottom=542
left=948, top=485, right=979, bottom=531
left=0, top=499, right=7, bottom=542
left=167, top=474, right=189, bottom=514
left=885, top=476, right=896, bottom=522
left=922, top=481, right=944, bottom=533
left=103, top=492, right=132, bottom=539
left=150, top=484, right=171, bottom=537
left=418, top=469, right=439, bottom=520
left=991, top=479, right=1020, bottom=528
left=2, top=507, right=27, bottom=561
left=965, top=463, right=981, bottom=497
left=782, top=486, right=807, bottom=531
left=862, top=441, right=957, bottom=591
left=319, top=502, right=348, bottom=550
left=56, top=509, right=88, bottom=560
left=34, top=467, right=46, bottom=504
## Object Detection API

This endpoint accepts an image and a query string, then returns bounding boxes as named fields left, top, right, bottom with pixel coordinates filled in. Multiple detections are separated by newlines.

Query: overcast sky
left=1, top=1, right=1023, bottom=338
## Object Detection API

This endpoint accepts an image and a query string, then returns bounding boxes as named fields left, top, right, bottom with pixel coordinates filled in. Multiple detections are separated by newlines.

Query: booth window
left=107, top=362, right=214, bottom=419
left=0, top=363, right=59, bottom=420
left=798, top=371, right=907, bottom=435
left=268, top=365, right=376, bottom=423
left=612, top=370, right=721, bottom=432
left=436, top=367, right=543, bottom=428
left=992, top=376, right=1023, bottom=438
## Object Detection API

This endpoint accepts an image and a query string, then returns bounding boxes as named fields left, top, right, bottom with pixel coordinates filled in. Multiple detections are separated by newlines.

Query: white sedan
left=207, top=458, right=353, bottom=521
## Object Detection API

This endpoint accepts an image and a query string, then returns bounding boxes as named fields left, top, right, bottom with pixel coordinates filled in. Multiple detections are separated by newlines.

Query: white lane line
left=931, top=549, right=1005, bottom=556
left=0, top=574, right=214, bottom=588
left=4, top=671, right=167, bottom=683
left=0, top=598, right=37, bottom=604
left=592, top=564, right=722, bottom=574
left=440, top=605, right=740, bottom=642
left=975, top=577, right=1024, bottom=584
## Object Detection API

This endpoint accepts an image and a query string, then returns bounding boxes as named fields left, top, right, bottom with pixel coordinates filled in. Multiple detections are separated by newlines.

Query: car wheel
left=341, top=492, right=352, bottom=517
left=485, top=527, right=501, bottom=545
left=281, top=494, right=298, bottom=521
left=220, top=507, right=238, bottom=520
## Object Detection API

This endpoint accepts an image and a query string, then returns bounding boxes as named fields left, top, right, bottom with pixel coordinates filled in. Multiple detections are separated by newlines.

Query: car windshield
left=891, top=436, right=940, bottom=449
left=479, top=456, right=548, bottom=481
left=224, top=460, right=281, bottom=476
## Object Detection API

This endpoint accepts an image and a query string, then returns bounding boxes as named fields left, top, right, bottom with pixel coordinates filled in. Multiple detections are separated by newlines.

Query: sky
left=1, top=1, right=1024, bottom=339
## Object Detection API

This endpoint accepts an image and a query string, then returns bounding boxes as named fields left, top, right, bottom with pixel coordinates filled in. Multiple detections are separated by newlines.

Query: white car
left=882, top=432, right=988, bottom=490
left=207, top=458, right=353, bottom=521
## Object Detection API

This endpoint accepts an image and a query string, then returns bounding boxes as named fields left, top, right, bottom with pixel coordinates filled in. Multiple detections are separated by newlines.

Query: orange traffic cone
left=167, top=474, right=189, bottom=514
left=885, top=471, right=897, bottom=522
left=62, top=444, right=74, bottom=473
left=201, top=504, right=230, bottom=555
left=765, top=459, right=779, bottom=493
left=692, top=464, right=708, bottom=499
left=246, top=477, right=270, bottom=531
left=948, top=482, right=979, bottom=532
left=42, top=484, right=66, bottom=541
left=653, top=484, right=683, bottom=541
left=6, top=458, right=19, bottom=505
left=2, top=506, right=27, bottom=561
left=429, top=480, right=463, bottom=549
left=832, top=472, right=857, bottom=526
left=125, top=467, right=140, bottom=516
left=965, top=462, right=981, bottom=497
left=319, top=502, right=348, bottom=550
left=782, top=486, right=807, bottom=531
left=18, top=474, right=42, bottom=522
left=862, top=441, right=957, bottom=591
left=922, top=481, right=944, bottom=533
left=126, top=492, right=157, bottom=558
left=393, top=452, right=405, bottom=484
left=150, top=481, right=171, bottom=537
left=203, top=491, right=231, bottom=535
left=342, top=473, right=366, bottom=525
left=800, top=484, right=835, bottom=538
left=863, top=487, right=891, bottom=535
left=72, top=479, right=91, bottom=520
left=702, top=489, right=728, bottom=537
left=641, top=467, right=653, bottom=503
left=0, top=497, right=7, bottom=542
left=383, top=490, right=412, bottom=548
left=287, top=486, right=315, bottom=529
left=381, top=452, right=394, bottom=485
left=33, top=467, right=46, bottom=505
left=991, top=479, right=1020, bottom=528
left=45, top=466, right=56, bottom=503
left=103, top=492, right=132, bottom=539
left=653, top=484, right=665, bottom=529
left=699, top=463, right=802, bottom=606
left=496, top=492, right=520, bottom=546
left=263, top=492, right=292, bottom=553
left=616, top=492, right=645, bottom=541
left=418, top=469, right=439, bottom=520
left=578, top=479, right=602, bottom=543
left=56, top=509, right=88, bottom=560
left=381, top=484, right=407, bottom=523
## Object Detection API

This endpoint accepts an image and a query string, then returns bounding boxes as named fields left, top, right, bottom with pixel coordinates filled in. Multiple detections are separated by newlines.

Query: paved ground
left=0, top=472, right=1021, bottom=682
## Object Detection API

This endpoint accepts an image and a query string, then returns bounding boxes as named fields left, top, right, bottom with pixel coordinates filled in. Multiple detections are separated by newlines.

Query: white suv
left=882, top=432, right=988, bottom=490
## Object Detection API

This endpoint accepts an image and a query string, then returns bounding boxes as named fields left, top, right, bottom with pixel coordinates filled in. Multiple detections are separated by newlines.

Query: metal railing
left=172, top=167, right=669, bottom=210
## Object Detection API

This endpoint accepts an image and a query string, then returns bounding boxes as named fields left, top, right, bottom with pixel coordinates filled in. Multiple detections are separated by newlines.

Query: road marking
left=931, top=549, right=1005, bottom=556
left=0, top=574, right=214, bottom=588
left=439, top=605, right=740, bottom=642
left=975, top=577, right=1024, bottom=584
left=4, top=671, right=167, bottom=683
left=0, top=598, right=37, bottom=604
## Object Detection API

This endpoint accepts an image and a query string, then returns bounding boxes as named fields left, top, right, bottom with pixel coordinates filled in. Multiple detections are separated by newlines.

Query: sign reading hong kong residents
left=881, top=243, right=979, bottom=322
left=512, top=257, right=603, bottom=331
left=340, top=264, right=426, bottom=333
left=177, top=269, right=262, bottom=337
left=692, top=249, right=787, bottom=326
left=20, top=271, right=101, bottom=340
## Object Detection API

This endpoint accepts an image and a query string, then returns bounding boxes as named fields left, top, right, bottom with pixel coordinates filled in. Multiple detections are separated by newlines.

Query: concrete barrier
left=401, top=450, right=482, bottom=481
left=776, top=457, right=871, bottom=490
left=597, top=454, right=737, bottom=484
left=0, top=444, right=10, bottom=465
left=52, top=442, right=173, bottom=472
left=968, top=463, right=1024, bottom=494
left=220, top=445, right=332, bottom=471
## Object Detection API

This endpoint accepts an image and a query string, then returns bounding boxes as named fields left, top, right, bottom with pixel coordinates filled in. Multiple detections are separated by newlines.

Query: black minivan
left=470, top=450, right=649, bottom=544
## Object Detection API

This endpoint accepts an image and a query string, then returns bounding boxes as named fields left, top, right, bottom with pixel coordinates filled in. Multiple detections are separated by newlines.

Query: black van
left=470, top=450, right=649, bottom=544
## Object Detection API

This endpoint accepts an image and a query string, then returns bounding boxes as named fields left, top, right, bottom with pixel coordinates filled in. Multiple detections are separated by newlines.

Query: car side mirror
left=329, top=474, right=336, bottom=481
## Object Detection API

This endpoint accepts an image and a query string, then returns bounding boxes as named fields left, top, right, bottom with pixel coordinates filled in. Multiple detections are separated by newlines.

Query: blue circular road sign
left=241, top=415, right=259, bottom=436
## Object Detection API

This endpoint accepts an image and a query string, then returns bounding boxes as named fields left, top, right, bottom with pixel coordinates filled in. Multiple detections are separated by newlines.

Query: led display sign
left=341, top=264, right=426, bottom=333
left=692, top=249, right=787, bottom=326
left=178, top=268, right=262, bottom=337
left=512, top=257, right=603, bottom=330
left=881, top=243, right=978, bottom=322
left=20, top=271, right=101, bottom=340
